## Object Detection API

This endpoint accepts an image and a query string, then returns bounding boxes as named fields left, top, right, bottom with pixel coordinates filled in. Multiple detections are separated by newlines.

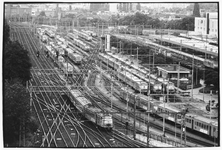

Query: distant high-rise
left=118, top=3, right=140, bottom=12
left=109, top=3, right=118, bottom=13
left=90, top=3, right=109, bottom=12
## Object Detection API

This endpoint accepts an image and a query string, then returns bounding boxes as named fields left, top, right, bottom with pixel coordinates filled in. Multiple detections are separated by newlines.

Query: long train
left=119, top=87, right=218, bottom=139
left=99, top=53, right=175, bottom=95
left=45, top=29, right=55, bottom=38
left=67, top=88, right=113, bottom=129
left=66, top=34, right=91, bottom=52
left=82, top=30, right=97, bottom=37
left=65, top=47, right=83, bottom=65
left=105, top=52, right=176, bottom=94
left=73, top=29, right=92, bottom=41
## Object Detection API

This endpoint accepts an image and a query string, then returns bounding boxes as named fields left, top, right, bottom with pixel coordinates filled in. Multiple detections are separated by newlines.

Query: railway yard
left=7, top=21, right=219, bottom=148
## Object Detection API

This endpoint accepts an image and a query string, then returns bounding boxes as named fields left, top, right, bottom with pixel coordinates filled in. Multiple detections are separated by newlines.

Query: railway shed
left=156, top=65, right=191, bottom=81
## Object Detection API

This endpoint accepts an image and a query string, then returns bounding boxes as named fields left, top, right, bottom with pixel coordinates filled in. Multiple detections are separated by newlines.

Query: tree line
left=3, top=20, right=38, bottom=147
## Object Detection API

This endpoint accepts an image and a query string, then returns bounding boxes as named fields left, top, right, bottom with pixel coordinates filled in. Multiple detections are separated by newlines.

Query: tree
left=204, top=68, right=218, bottom=90
left=193, top=3, right=200, bottom=17
left=4, top=41, right=32, bottom=84
left=3, top=79, right=38, bottom=146
left=39, top=11, right=46, bottom=17
left=4, top=20, right=10, bottom=45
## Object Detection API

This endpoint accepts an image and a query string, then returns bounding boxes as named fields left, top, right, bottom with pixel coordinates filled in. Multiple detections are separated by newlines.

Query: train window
left=206, top=126, right=208, bottom=130
left=201, top=124, right=203, bottom=128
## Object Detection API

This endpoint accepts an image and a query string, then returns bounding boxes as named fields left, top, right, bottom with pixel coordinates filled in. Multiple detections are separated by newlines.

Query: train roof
left=61, top=44, right=66, bottom=49
left=73, top=65, right=80, bottom=72
left=152, top=34, right=218, bottom=54
left=186, top=113, right=218, bottom=126
left=70, top=89, right=82, bottom=97
left=72, top=53, right=82, bottom=57
left=87, top=106, right=102, bottom=113
left=62, top=62, right=73, bottom=68
left=158, top=103, right=181, bottom=113
left=77, top=97, right=92, bottom=107
left=66, top=48, right=74, bottom=53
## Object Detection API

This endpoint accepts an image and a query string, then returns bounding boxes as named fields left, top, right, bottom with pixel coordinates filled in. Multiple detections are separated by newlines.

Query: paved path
left=188, top=86, right=218, bottom=103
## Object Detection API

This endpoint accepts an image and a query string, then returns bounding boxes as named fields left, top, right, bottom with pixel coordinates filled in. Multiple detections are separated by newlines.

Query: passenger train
left=68, top=89, right=113, bottom=129
left=45, top=29, right=55, bottom=38
left=66, top=35, right=91, bottom=52
left=99, top=53, right=175, bottom=95
left=65, top=47, right=83, bottom=65
left=82, top=30, right=97, bottom=37
left=73, top=29, right=92, bottom=41
left=119, top=88, right=218, bottom=139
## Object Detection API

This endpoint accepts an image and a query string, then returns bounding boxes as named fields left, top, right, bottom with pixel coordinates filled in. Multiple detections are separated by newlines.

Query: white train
left=117, top=67, right=148, bottom=93
left=65, top=48, right=83, bottom=65
left=73, top=29, right=92, bottom=41
left=40, top=34, right=48, bottom=43
left=99, top=53, right=148, bottom=93
left=68, top=89, right=113, bottom=129
left=67, top=33, right=78, bottom=40
left=66, top=36, right=91, bottom=52
left=82, top=30, right=97, bottom=37
left=99, top=53, right=176, bottom=95
left=45, top=29, right=55, bottom=38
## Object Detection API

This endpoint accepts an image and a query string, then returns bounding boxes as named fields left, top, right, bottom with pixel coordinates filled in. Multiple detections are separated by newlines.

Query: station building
left=156, top=65, right=191, bottom=82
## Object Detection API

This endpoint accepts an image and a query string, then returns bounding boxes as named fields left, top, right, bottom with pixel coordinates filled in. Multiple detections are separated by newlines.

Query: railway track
left=10, top=23, right=91, bottom=147
left=10, top=22, right=141, bottom=147
left=95, top=66, right=217, bottom=147
left=10, top=22, right=217, bottom=147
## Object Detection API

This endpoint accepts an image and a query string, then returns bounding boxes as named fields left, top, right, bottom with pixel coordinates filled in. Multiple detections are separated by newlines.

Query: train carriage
left=73, top=29, right=92, bottom=41
left=67, top=33, right=78, bottom=40
left=61, top=62, right=73, bottom=77
left=45, top=29, right=55, bottom=38
left=191, top=115, right=218, bottom=138
left=117, top=68, right=147, bottom=93
left=68, top=89, right=113, bottom=130
left=69, top=90, right=91, bottom=113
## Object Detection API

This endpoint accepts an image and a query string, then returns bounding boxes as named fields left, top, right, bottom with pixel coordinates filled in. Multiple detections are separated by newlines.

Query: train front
left=101, top=114, right=113, bottom=130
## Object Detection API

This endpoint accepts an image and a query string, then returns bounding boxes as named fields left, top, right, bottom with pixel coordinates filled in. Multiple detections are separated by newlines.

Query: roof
left=157, top=65, right=190, bottom=73
left=150, top=34, right=218, bottom=56
left=158, top=103, right=181, bottom=113
left=77, top=97, right=91, bottom=107
left=186, top=114, right=218, bottom=126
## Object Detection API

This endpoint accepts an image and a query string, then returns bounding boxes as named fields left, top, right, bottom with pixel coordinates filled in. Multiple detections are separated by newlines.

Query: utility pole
left=137, top=47, right=138, bottom=67
left=191, top=54, right=194, bottom=99
left=163, top=82, right=166, bottom=137
left=147, top=53, right=152, bottom=147
left=133, top=95, right=136, bottom=140
left=177, top=62, right=180, bottom=93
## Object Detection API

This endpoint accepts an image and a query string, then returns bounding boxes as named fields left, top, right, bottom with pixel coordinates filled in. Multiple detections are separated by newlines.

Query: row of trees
left=3, top=20, right=38, bottom=147
left=117, top=12, right=194, bottom=30
left=32, top=10, right=194, bottom=31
